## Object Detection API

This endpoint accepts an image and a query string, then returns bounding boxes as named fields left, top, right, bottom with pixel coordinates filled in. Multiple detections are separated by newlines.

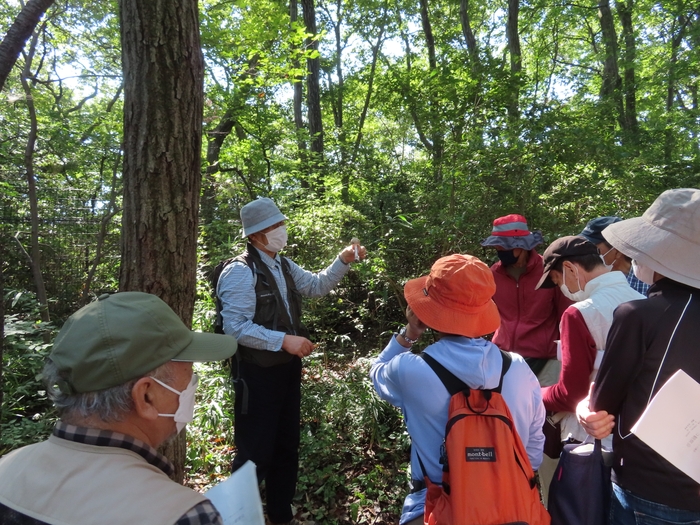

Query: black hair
left=553, top=253, right=604, bottom=274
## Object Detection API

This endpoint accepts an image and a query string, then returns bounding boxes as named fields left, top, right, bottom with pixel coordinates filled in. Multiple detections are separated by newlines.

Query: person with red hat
left=370, top=254, right=545, bottom=525
left=481, top=214, right=571, bottom=386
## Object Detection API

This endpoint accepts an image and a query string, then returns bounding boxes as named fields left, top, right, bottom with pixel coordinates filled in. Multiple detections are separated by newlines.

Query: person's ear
left=249, top=231, right=267, bottom=247
left=131, top=377, right=160, bottom=421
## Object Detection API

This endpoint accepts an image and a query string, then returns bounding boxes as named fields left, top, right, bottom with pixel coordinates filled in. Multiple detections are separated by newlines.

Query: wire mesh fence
left=1, top=179, right=121, bottom=321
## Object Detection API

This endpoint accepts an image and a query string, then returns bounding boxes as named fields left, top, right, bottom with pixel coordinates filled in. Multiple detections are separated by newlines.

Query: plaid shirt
left=53, top=423, right=223, bottom=525
left=626, top=270, right=650, bottom=296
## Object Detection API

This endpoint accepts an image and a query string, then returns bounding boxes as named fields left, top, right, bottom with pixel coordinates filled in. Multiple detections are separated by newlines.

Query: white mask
left=632, top=259, right=655, bottom=285
left=599, top=247, right=614, bottom=271
left=263, top=225, right=288, bottom=253
left=560, top=264, right=590, bottom=302
left=151, top=373, right=198, bottom=434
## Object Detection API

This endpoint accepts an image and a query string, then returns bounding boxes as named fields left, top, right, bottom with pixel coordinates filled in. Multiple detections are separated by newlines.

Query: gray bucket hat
left=603, top=188, right=700, bottom=289
left=240, top=198, right=287, bottom=238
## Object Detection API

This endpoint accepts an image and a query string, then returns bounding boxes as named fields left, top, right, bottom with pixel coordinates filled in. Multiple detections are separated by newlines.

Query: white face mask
left=599, top=247, right=614, bottom=271
left=632, top=259, right=655, bottom=285
left=559, top=264, right=590, bottom=302
left=263, top=225, right=288, bottom=253
left=151, top=373, right=198, bottom=434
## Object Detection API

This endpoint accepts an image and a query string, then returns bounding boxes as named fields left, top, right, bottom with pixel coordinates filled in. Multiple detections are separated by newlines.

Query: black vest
left=234, top=244, right=310, bottom=367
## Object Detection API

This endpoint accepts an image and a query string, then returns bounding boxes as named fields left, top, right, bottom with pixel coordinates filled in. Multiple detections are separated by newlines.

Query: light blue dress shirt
left=217, top=246, right=349, bottom=351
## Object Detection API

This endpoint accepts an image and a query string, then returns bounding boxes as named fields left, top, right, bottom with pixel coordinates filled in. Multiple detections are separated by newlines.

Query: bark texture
left=0, top=0, right=55, bottom=92
left=118, top=0, right=204, bottom=483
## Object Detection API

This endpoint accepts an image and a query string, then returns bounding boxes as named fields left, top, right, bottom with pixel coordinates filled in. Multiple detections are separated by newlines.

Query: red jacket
left=490, top=250, right=571, bottom=359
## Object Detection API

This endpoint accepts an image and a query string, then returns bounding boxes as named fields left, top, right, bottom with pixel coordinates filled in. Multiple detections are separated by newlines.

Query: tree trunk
left=506, top=0, right=521, bottom=121
left=598, top=0, right=624, bottom=129
left=617, top=0, right=639, bottom=146
left=0, top=0, right=55, bottom=92
left=351, top=24, right=385, bottom=165
left=664, top=14, right=688, bottom=163
left=118, top=0, right=204, bottom=483
left=290, top=0, right=308, bottom=186
left=301, top=0, right=324, bottom=183
left=459, top=0, right=483, bottom=82
left=20, top=25, right=50, bottom=326
left=418, top=0, right=443, bottom=182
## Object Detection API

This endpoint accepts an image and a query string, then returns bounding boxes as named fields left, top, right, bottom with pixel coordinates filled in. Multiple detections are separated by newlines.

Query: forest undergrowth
left=186, top=356, right=410, bottom=525
left=2, top=292, right=411, bottom=524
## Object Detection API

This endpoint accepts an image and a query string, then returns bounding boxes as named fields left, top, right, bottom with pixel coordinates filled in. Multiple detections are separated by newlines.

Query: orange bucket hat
left=404, top=254, right=501, bottom=338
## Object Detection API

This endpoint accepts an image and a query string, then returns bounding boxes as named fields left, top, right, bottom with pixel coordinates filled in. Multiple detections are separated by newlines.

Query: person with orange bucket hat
left=370, top=254, right=546, bottom=525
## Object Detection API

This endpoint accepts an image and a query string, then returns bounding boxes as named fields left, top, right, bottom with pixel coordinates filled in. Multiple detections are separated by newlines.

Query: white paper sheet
left=631, top=369, right=700, bottom=483
left=204, top=460, right=265, bottom=525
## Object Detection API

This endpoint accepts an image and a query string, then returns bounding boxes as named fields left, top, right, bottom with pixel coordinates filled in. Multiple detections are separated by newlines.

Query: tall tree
left=18, top=19, right=50, bottom=326
left=598, top=0, right=624, bottom=129
left=302, top=0, right=325, bottom=184
left=506, top=0, right=522, bottom=121
left=0, top=0, right=54, bottom=92
left=118, top=0, right=204, bottom=482
left=617, top=0, right=639, bottom=146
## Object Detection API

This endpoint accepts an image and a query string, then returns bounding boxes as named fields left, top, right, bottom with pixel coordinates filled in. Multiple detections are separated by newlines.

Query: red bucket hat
left=404, top=254, right=500, bottom=338
left=481, top=214, right=544, bottom=250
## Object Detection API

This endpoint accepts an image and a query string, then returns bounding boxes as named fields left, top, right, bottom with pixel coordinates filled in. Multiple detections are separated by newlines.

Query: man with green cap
left=0, top=292, right=238, bottom=525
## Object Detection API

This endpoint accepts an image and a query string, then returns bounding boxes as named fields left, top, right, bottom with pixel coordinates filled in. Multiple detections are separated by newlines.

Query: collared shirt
left=52, top=422, right=222, bottom=525
left=217, top=246, right=349, bottom=349
left=626, top=270, right=650, bottom=296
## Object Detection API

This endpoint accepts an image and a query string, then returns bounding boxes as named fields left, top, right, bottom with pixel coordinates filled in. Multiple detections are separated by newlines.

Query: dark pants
left=231, top=357, right=302, bottom=524
left=609, top=483, right=700, bottom=524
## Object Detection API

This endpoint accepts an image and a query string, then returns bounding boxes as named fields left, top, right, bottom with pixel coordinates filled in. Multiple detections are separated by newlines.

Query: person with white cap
left=216, top=197, right=366, bottom=525
left=0, top=292, right=238, bottom=525
left=481, top=214, right=571, bottom=385
left=370, top=254, right=545, bottom=525
left=577, top=188, right=700, bottom=523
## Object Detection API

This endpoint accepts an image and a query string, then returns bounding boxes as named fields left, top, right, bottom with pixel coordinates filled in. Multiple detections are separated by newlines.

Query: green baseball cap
left=49, top=292, right=237, bottom=394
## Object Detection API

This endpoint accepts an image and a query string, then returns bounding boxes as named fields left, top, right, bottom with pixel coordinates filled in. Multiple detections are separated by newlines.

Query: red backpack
left=419, top=351, right=550, bottom=525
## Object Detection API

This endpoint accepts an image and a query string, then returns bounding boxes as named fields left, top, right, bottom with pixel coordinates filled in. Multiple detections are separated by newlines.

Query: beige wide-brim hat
left=603, top=188, right=700, bottom=289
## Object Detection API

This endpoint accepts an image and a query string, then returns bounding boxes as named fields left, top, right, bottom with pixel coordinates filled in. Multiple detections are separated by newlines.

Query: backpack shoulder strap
left=421, top=349, right=513, bottom=396
left=494, top=350, right=512, bottom=394
left=421, top=353, right=468, bottom=396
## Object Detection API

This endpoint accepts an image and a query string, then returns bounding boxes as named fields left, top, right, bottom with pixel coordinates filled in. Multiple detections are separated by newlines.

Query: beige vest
left=0, top=435, right=206, bottom=525
left=558, top=271, right=645, bottom=445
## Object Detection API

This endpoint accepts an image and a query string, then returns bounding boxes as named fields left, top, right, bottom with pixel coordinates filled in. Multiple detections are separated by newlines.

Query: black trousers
left=231, top=357, right=302, bottom=523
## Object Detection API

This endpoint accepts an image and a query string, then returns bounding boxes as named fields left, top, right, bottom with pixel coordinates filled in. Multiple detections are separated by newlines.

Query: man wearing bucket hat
left=216, top=197, right=366, bottom=525
left=481, top=214, right=571, bottom=385
left=577, top=188, right=700, bottom=523
left=370, top=254, right=545, bottom=525
left=579, top=216, right=650, bottom=295
left=0, top=292, right=238, bottom=525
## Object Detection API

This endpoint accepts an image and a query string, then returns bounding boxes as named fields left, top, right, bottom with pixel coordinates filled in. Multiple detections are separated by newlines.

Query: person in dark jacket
left=217, top=197, right=366, bottom=525
left=577, top=188, right=700, bottom=524
left=481, top=214, right=571, bottom=386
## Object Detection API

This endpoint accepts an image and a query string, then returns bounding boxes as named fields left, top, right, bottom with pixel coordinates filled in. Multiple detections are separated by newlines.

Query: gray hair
left=43, top=359, right=175, bottom=423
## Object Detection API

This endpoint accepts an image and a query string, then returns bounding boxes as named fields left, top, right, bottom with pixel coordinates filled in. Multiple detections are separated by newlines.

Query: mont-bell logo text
left=465, top=447, right=496, bottom=462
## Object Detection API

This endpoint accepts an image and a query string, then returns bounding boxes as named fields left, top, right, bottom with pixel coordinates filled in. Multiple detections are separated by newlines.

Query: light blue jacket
left=370, top=335, right=546, bottom=524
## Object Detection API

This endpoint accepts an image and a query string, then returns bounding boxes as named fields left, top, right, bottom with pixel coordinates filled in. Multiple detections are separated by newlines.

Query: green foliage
left=183, top=355, right=410, bottom=524
left=185, top=362, right=236, bottom=489
left=1, top=291, right=57, bottom=455
left=296, top=356, right=409, bottom=524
